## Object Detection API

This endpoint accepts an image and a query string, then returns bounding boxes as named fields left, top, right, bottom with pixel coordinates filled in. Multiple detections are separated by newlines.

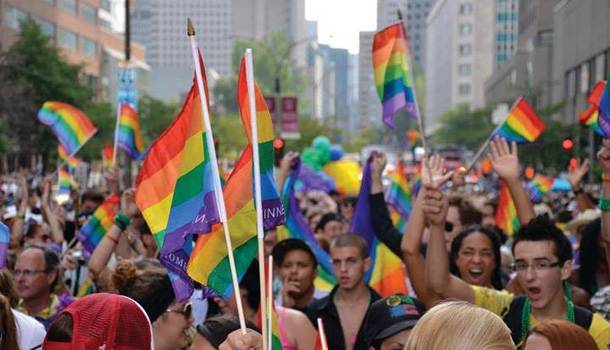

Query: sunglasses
left=445, top=221, right=454, bottom=232
left=166, top=302, right=192, bottom=319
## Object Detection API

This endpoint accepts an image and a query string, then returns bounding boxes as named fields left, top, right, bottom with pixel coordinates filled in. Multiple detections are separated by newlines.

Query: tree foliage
left=431, top=104, right=495, bottom=149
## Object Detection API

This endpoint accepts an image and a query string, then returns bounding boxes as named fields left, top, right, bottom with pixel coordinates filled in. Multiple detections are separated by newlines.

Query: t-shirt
left=472, top=285, right=610, bottom=349
left=12, top=308, right=46, bottom=350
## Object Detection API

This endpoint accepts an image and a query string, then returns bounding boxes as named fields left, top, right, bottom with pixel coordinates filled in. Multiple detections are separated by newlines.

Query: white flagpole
left=187, top=18, right=247, bottom=333
left=244, top=48, right=268, bottom=350
left=267, top=256, right=273, bottom=350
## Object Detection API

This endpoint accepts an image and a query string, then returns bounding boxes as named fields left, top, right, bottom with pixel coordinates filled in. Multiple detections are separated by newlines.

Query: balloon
left=329, top=145, right=344, bottom=161
left=312, top=136, right=331, bottom=152
left=301, top=147, right=322, bottom=170
left=323, top=161, right=362, bottom=196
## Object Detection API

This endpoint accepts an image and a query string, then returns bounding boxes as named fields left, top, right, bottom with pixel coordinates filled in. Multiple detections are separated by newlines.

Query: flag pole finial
left=187, top=18, right=195, bottom=36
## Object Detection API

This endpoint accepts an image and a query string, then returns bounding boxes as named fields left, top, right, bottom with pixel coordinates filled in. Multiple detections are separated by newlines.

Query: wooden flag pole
left=244, top=48, right=268, bottom=350
left=317, top=318, right=329, bottom=350
left=187, top=18, right=247, bottom=333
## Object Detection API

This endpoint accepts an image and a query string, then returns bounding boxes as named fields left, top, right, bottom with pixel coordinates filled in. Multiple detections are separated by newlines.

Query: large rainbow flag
left=386, top=160, right=412, bottom=223
left=372, top=23, right=417, bottom=128
left=579, top=80, right=606, bottom=136
left=494, top=97, right=545, bottom=143
left=76, top=194, right=120, bottom=254
left=351, top=156, right=408, bottom=296
left=135, top=56, right=220, bottom=300
left=495, top=181, right=520, bottom=237
left=237, top=56, right=285, bottom=229
left=37, top=102, right=97, bottom=157
left=0, top=222, right=9, bottom=269
left=117, top=103, right=145, bottom=160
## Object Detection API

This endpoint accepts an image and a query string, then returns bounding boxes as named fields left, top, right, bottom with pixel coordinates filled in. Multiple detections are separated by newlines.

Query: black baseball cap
left=363, top=294, right=425, bottom=347
left=271, top=238, right=317, bottom=267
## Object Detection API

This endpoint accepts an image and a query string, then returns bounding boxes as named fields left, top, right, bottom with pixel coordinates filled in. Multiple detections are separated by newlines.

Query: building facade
left=494, top=0, right=519, bottom=67
left=357, top=31, right=380, bottom=129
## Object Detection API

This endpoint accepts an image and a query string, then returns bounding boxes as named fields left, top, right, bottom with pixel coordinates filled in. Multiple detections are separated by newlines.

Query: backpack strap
left=574, top=305, right=594, bottom=330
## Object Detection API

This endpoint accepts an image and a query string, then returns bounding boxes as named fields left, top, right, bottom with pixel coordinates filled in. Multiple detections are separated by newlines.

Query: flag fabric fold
left=579, top=80, right=606, bottom=136
left=76, top=194, right=120, bottom=254
left=37, top=102, right=97, bottom=157
left=494, top=97, right=545, bottom=143
left=495, top=181, right=520, bottom=237
left=372, top=23, right=417, bottom=128
left=350, top=155, right=408, bottom=296
left=117, top=103, right=146, bottom=160
left=58, top=165, right=78, bottom=194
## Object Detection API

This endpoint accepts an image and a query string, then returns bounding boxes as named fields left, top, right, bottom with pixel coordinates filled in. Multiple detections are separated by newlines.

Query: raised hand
left=120, top=188, right=140, bottom=219
left=598, top=139, right=610, bottom=176
left=421, top=154, right=453, bottom=188
left=489, top=137, right=520, bottom=182
left=567, top=159, right=590, bottom=191
left=420, top=186, right=448, bottom=226
left=278, top=152, right=299, bottom=176
left=371, top=152, right=387, bottom=180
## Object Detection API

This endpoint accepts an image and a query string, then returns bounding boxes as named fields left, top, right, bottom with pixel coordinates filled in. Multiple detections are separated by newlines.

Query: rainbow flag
left=136, top=56, right=220, bottom=300
left=76, top=277, right=96, bottom=297
left=351, top=156, right=408, bottom=296
left=278, top=158, right=336, bottom=293
left=187, top=146, right=258, bottom=298
left=411, top=165, right=422, bottom=197
left=58, top=145, right=80, bottom=170
left=76, top=194, right=120, bottom=254
left=237, top=56, right=285, bottom=229
left=102, top=142, right=114, bottom=169
left=532, top=175, right=553, bottom=193
left=37, top=102, right=97, bottom=157
left=597, top=76, right=610, bottom=137
left=0, top=222, right=9, bottom=269
left=390, top=208, right=408, bottom=233
left=579, top=80, right=606, bottom=136
left=495, top=181, right=520, bottom=237
left=372, top=23, right=417, bottom=128
left=117, top=103, right=145, bottom=160
left=386, top=161, right=412, bottom=222
left=494, top=97, right=545, bottom=143
left=58, top=165, right=77, bottom=194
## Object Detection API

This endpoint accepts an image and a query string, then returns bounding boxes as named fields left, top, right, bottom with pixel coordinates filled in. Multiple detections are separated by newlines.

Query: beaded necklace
left=519, top=281, right=575, bottom=342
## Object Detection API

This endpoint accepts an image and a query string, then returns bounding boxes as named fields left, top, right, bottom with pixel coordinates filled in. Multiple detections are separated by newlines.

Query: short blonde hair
left=404, top=301, right=515, bottom=350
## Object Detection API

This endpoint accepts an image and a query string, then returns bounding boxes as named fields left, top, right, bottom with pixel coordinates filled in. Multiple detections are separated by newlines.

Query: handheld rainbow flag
left=386, top=161, right=412, bottom=223
left=117, top=103, right=145, bottom=160
left=102, top=142, right=114, bottom=169
left=58, top=145, right=80, bottom=170
left=351, top=155, right=408, bottom=296
left=372, top=23, right=417, bottom=128
left=579, top=80, right=606, bottom=136
left=58, top=165, right=78, bottom=194
left=494, top=97, right=545, bottom=143
left=237, top=56, right=285, bottom=230
left=136, top=64, right=220, bottom=300
left=38, top=102, right=97, bottom=156
left=495, top=181, right=520, bottom=237
left=0, top=222, right=9, bottom=269
left=76, top=194, right=120, bottom=254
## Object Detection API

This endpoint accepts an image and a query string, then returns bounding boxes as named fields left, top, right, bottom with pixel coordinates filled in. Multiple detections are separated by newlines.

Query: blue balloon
left=329, top=145, right=344, bottom=161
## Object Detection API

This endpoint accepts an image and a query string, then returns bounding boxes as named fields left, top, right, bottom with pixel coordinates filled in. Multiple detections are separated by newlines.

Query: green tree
left=137, top=95, right=180, bottom=144
left=431, top=104, right=495, bottom=149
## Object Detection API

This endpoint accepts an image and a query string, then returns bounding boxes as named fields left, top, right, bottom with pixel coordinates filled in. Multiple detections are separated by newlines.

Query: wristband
left=599, top=197, right=610, bottom=212
left=114, top=213, right=131, bottom=231
left=106, top=235, right=119, bottom=244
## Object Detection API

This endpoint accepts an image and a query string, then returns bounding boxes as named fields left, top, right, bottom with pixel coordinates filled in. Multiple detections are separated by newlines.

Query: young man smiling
left=423, top=188, right=610, bottom=349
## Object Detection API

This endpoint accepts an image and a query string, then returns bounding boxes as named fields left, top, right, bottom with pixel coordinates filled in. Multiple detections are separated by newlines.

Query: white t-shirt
left=12, top=309, right=46, bottom=350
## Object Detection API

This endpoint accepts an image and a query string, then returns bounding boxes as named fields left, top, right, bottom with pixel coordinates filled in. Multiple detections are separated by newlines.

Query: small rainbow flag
left=76, top=277, right=96, bottom=297
left=117, top=103, right=145, bottom=160
left=102, top=142, right=114, bottom=169
left=0, top=222, right=10, bottom=269
left=58, top=145, right=80, bottom=170
left=76, top=194, right=120, bottom=254
left=38, top=102, right=97, bottom=157
left=58, top=165, right=77, bottom=194
left=372, top=23, right=417, bottom=128
left=390, top=209, right=408, bottom=233
left=495, top=181, right=520, bottom=237
left=532, top=175, right=553, bottom=193
left=386, top=161, right=412, bottom=223
left=494, top=97, right=545, bottom=143
left=579, top=80, right=606, bottom=136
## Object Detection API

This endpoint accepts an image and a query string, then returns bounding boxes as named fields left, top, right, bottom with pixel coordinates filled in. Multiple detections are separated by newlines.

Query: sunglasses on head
left=166, top=302, right=192, bottom=319
left=445, top=221, right=454, bottom=232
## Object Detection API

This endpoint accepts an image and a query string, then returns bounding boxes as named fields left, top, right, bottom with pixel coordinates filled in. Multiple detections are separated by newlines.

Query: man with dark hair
left=272, top=238, right=319, bottom=312
left=315, top=212, right=345, bottom=241
left=306, top=234, right=380, bottom=350
left=15, top=245, right=73, bottom=328
left=424, top=187, right=610, bottom=349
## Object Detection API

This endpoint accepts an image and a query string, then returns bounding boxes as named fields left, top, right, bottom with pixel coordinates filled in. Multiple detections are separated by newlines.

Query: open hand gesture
left=489, top=137, right=520, bottom=181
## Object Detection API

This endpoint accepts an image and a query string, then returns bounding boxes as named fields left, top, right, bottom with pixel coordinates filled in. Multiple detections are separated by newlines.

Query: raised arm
left=489, top=137, right=535, bottom=226
left=423, top=185, right=475, bottom=303
left=276, top=152, right=299, bottom=197
left=597, top=140, right=610, bottom=275
left=41, top=179, right=64, bottom=244
left=566, top=159, right=595, bottom=211
left=10, top=174, right=28, bottom=247
left=369, top=153, right=402, bottom=256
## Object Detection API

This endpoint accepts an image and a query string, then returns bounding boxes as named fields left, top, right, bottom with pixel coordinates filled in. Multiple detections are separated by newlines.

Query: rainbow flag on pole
left=37, top=102, right=97, bottom=157
left=58, top=165, right=78, bottom=194
left=136, top=64, right=220, bottom=300
left=351, top=156, right=408, bottom=296
left=102, top=142, right=114, bottom=169
left=76, top=194, right=120, bottom=254
left=372, top=23, right=417, bottom=128
left=495, top=181, right=520, bottom=237
left=579, top=80, right=606, bottom=136
left=597, top=76, right=610, bottom=137
left=58, top=145, right=80, bottom=170
left=386, top=161, right=412, bottom=222
left=494, top=97, right=545, bottom=143
left=0, top=222, right=9, bottom=269
left=117, top=103, right=145, bottom=160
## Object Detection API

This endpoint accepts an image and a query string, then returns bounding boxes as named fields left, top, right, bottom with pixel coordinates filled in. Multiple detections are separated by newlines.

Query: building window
left=59, top=0, right=76, bottom=14
left=458, top=44, right=472, bottom=56
left=58, top=27, right=77, bottom=50
left=3, top=4, right=27, bottom=31
left=79, top=3, right=96, bottom=24
left=458, top=64, right=472, bottom=76
left=458, top=83, right=471, bottom=96
left=595, top=54, right=605, bottom=81
left=459, top=3, right=473, bottom=14
left=99, top=17, right=112, bottom=31
left=459, top=23, right=472, bottom=35
left=34, top=17, right=55, bottom=37
left=100, top=0, right=111, bottom=11
left=580, top=63, right=590, bottom=94
left=80, top=37, right=97, bottom=57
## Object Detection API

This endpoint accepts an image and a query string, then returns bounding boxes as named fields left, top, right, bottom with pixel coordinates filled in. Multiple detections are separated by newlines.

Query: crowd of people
left=0, top=136, right=610, bottom=350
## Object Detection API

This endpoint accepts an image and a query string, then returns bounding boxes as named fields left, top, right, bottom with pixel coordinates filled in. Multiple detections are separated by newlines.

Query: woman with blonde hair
left=523, top=319, right=598, bottom=350
left=404, top=301, right=515, bottom=350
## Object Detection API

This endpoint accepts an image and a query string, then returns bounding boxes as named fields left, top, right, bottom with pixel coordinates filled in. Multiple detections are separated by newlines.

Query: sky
left=305, top=0, right=377, bottom=54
